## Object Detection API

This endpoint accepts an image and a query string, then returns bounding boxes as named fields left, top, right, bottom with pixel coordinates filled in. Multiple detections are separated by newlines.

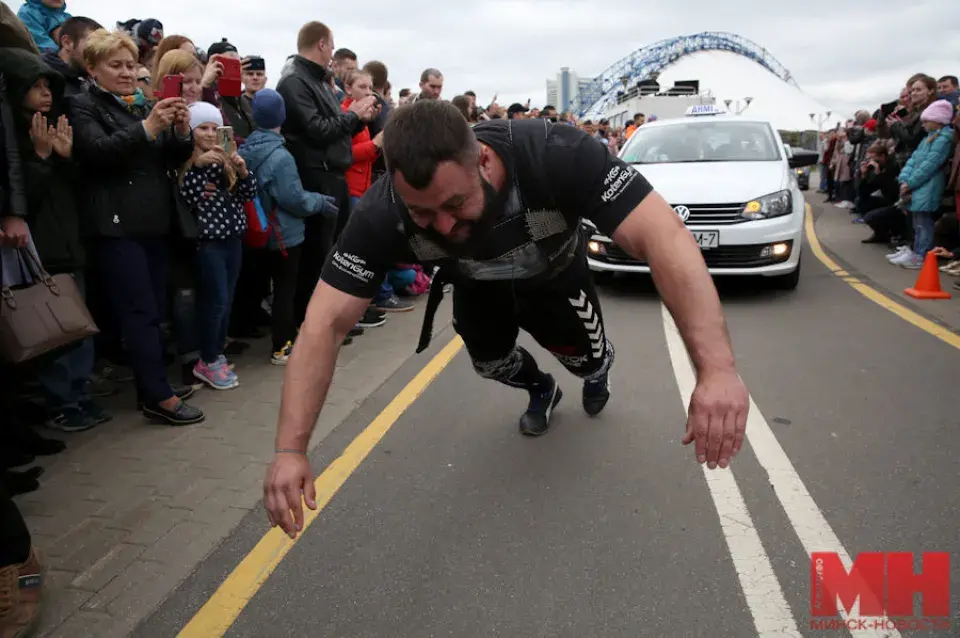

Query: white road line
left=660, top=304, right=801, bottom=637
left=660, top=303, right=899, bottom=638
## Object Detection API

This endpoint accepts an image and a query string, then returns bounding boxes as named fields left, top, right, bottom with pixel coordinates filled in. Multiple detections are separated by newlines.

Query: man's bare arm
left=275, top=281, right=372, bottom=452
left=611, top=191, right=736, bottom=376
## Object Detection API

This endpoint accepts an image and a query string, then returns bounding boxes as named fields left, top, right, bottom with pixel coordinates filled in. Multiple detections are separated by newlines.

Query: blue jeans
left=350, top=195, right=394, bottom=302
left=818, top=163, right=829, bottom=191
left=197, top=237, right=243, bottom=364
left=912, top=210, right=935, bottom=257
left=37, top=272, right=95, bottom=407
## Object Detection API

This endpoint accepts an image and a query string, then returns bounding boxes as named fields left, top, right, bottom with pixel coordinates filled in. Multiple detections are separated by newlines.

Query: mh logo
left=673, top=205, right=691, bottom=222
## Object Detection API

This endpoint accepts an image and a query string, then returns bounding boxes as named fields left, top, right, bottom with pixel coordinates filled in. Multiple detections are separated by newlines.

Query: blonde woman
left=68, top=29, right=204, bottom=426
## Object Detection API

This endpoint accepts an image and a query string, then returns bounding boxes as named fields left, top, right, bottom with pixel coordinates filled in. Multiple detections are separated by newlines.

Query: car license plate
left=692, top=230, right=719, bottom=249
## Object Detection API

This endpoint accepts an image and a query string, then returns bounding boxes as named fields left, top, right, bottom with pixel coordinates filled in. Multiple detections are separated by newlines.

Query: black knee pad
left=471, top=347, right=524, bottom=382
left=560, top=338, right=614, bottom=382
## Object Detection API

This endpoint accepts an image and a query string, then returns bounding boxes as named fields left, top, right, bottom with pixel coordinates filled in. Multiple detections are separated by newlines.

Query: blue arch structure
left=571, top=31, right=799, bottom=119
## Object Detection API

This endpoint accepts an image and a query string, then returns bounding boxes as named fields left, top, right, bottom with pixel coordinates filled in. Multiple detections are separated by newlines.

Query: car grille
left=672, top=203, right=746, bottom=226
left=602, top=242, right=791, bottom=269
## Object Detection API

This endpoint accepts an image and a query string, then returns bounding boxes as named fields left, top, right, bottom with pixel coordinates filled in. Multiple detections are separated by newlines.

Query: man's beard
left=420, top=177, right=509, bottom=258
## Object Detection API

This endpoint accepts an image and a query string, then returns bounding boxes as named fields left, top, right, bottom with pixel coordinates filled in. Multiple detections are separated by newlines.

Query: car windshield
left=620, top=120, right=782, bottom=164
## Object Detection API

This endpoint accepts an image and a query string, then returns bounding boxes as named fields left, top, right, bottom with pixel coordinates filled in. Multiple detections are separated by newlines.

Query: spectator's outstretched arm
left=277, top=76, right=360, bottom=145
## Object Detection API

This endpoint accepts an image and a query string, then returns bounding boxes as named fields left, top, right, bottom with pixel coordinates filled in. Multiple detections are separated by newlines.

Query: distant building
left=545, top=67, right=594, bottom=112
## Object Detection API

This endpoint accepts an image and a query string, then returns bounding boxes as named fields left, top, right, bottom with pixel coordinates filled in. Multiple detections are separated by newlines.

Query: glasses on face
left=138, top=76, right=150, bottom=84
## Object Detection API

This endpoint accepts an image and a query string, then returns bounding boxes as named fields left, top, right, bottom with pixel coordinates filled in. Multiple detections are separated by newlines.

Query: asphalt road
left=137, top=239, right=960, bottom=638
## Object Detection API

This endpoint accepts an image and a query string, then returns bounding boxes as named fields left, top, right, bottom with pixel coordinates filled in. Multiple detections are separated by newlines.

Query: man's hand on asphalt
left=683, top=369, right=749, bottom=469
left=263, top=453, right=317, bottom=539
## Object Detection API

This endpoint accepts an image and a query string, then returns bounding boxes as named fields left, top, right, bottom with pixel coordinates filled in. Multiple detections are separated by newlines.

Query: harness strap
left=416, top=268, right=448, bottom=353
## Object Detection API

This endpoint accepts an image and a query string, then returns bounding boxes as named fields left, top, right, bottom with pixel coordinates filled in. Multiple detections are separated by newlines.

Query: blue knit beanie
left=252, top=89, right=286, bottom=130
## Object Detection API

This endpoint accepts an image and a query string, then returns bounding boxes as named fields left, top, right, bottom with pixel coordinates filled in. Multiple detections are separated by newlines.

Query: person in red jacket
left=341, top=69, right=414, bottom=312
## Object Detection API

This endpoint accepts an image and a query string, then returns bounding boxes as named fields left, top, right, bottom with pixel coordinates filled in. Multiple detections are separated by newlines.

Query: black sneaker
left=46, top=407, right=97, bottom=433
left=141, top=400, right=204, bottom=426
left=582, top=372, right=611, bottom=417
left=518, top=375, right=563, bottom=437
left=79, top=400, right=113, bottom=425
left=349, top=326, right=365, bottom=337
left=375, top=295, right=415, bottom=313
left=357, top=307, right=387, bottom=328
left=137, top=385, right=196, bottom=411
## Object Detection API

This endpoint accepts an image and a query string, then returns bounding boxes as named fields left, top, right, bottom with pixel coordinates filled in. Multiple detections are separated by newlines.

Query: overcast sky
left=8, top=0, right=959, bottom=119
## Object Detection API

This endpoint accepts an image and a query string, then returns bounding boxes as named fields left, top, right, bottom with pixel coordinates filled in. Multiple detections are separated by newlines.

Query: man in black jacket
left=276, top=20, right=377, bottom=326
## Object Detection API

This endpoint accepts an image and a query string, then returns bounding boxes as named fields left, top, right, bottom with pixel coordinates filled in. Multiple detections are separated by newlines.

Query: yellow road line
left=177, top=335, right=465, bottom=637
left=804, top=204, right=960, bottom=351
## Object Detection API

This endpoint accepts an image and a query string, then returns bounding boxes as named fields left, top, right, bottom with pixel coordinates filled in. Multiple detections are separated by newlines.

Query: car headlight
left=741, top=190, right=792, bottom=220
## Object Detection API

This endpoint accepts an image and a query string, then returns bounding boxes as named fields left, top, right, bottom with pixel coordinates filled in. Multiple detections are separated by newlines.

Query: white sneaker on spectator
left=890, top=249, right=916, bottom=265
left=886, top=246, right=910, bottom=260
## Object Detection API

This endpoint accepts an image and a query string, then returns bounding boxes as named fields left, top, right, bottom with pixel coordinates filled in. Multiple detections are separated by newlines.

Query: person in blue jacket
left=890, top=100, right=956, bottom=269
left=238, top=89, right=339, bottom=364
left=16, top=0, right=69, bottom=53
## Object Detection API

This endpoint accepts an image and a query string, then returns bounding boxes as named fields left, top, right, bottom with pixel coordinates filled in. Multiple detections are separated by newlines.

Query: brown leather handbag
left=0, top=248, right=98, bottom=364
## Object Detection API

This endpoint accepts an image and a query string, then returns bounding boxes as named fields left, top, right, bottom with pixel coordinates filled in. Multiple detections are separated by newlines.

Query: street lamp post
left=809, top=111, right=832, bottom=148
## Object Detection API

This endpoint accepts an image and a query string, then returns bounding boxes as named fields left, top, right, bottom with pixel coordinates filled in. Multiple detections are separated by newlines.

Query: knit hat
left=188, top=101, right=223, bottom=130
left=252, top=89, right=286, bottom=129
left=920, top=99, right=954, bottom=125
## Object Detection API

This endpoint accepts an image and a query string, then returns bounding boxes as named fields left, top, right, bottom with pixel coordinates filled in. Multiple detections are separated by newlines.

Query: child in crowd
left=180, top=101, right=257, bottom=389
left=16, top=0, right=69, bottom=52
left=238, top=89, right=339, bottom=364
left=892, top=100, right=956, bottom=269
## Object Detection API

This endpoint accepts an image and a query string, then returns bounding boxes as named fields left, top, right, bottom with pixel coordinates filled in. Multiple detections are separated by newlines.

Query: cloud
left=5, top=0, right=956, bottom=115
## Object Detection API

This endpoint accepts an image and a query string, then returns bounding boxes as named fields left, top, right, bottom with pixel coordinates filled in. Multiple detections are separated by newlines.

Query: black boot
left=518, top=374, right=563, bottom=436
left=2, top=467, right=43, bottom=496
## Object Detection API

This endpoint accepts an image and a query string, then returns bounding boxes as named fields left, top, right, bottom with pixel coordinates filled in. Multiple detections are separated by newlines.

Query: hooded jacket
left=899, top=125, right=955, bottom=213
left=16, top=0, right=69, bottom=53
left=0, top=46, right=83, bottom=273
left=239, top=128, right=336, bottom=250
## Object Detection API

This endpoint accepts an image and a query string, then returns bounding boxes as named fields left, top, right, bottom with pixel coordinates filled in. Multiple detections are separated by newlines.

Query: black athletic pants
left=452, top=259, right=613, bottom=385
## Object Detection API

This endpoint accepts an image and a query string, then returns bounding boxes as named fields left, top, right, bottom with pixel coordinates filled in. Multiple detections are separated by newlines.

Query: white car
left=585, top=107, right=817, bottom=289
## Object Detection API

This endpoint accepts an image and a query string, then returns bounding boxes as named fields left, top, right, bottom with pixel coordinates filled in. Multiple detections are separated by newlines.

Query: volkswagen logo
left=673, top=205, right=691, bottom=222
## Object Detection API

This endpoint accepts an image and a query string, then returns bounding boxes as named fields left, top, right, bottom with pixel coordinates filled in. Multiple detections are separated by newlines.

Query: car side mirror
left=788, top=152, right=818, bottom=169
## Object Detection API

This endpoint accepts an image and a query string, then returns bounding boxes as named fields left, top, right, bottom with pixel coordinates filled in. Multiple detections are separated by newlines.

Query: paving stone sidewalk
left=13, top=300, right=452, bottom=638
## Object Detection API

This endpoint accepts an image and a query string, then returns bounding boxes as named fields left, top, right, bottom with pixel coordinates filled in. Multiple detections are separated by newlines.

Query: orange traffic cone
left=904, top=251, right=952, bottom=299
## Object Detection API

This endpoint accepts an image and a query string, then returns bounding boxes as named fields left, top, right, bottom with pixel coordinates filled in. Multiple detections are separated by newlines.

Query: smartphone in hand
left=216, top=126, right=236, bottom=154
left=162, top=74, right=183, bottom=99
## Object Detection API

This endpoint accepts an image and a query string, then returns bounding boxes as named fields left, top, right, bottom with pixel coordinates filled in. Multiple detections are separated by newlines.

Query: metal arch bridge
left=570, top=31, right=799, bottom=119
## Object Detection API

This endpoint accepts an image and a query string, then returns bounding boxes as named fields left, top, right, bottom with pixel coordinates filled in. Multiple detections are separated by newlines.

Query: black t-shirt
left=320, top=118, right=653, bottom=298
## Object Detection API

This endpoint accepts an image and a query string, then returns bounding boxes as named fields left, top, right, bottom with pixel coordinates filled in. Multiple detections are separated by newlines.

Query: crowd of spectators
left=816, top=74, right=960, bottom=283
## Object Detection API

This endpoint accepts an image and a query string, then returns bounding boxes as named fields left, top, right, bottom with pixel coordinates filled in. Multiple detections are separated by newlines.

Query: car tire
left=770, top=256, right=801, bottom=290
